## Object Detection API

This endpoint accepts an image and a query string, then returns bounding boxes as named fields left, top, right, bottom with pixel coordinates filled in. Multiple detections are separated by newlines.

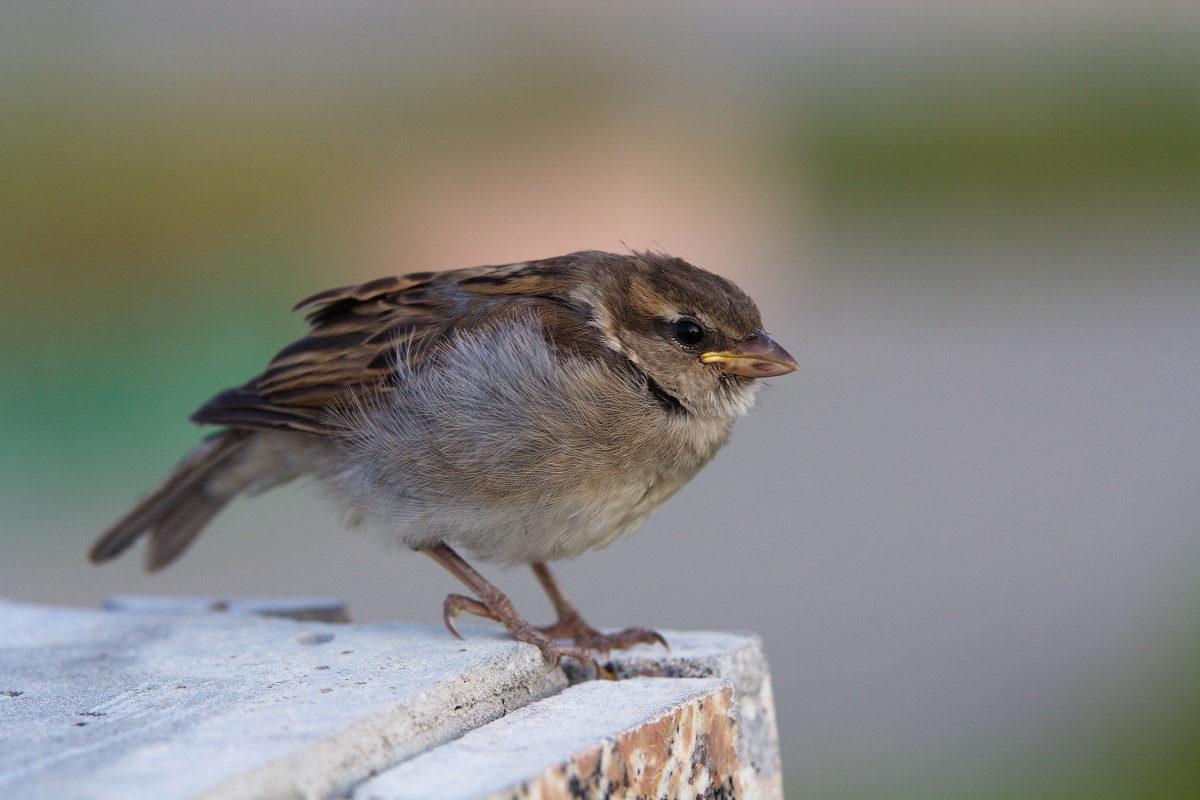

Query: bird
left=89, top=250, right=798, bottom=672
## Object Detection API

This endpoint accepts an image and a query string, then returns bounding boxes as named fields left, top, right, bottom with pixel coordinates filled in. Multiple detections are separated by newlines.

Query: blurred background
left=2, top=2, right=1198, bottom=797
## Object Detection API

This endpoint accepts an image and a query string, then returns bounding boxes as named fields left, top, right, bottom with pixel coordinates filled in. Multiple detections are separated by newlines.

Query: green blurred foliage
left=796, top=39, right=1200, bottom=231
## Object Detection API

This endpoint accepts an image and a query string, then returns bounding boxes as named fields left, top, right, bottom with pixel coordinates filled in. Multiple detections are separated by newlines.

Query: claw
left=540, top=646, right=562, bottom=672
left=441, top=594, right=466, bottom=639
left=630, top=627, right=670, bottom=652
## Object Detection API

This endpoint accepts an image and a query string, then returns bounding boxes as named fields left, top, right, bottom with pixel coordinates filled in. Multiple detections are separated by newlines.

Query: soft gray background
left=3, top=3, right=1198, bottom=797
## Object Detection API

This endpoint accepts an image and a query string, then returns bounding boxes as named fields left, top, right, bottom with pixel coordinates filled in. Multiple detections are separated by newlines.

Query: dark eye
left=668, top=319, right=705, bottom=347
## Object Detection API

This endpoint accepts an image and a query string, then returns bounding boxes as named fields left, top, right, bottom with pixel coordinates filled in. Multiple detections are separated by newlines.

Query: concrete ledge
left=0, top=597, right=782, bottom=800
left=356, top=678, right=739, bottom=800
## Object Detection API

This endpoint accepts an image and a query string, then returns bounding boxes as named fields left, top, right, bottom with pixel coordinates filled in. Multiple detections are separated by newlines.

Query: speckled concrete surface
left=355, top=678, right=739, bottom=800
left=0, top=598, right=564, bottom=800
left=0, top=598, right=781, bottom=800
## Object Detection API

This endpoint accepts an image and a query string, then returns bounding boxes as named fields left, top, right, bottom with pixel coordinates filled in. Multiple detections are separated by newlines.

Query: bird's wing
left=189, top=256, right=601, bottom=435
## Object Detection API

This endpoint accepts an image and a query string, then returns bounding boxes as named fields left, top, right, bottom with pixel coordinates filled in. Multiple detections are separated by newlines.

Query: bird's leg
left=531, top=562, right=668, bottom=655
left=422, top=542, right=599, bottom=673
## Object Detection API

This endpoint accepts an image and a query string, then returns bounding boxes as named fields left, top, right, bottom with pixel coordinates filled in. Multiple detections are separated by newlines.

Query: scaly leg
left=422, top=542, right=599, bottom=673
left=531, top=562, right=668, bottom=655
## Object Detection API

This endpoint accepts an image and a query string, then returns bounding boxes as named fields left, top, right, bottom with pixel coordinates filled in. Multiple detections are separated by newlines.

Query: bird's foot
left=442, top=592, right=601, bottom=675
left=528, top=562, right=668, bottom=656
left=537, top=611, right=668, bottom=656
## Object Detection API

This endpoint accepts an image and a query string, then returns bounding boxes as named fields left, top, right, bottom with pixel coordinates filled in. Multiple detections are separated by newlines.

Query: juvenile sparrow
left=90, top=251, right=798, bottom=670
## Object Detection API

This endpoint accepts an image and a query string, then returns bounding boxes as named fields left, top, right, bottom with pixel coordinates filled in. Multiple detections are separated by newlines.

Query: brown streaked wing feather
left=192, top=272, right=453, bottom=434
left=190, top=259, right=586, bottom=435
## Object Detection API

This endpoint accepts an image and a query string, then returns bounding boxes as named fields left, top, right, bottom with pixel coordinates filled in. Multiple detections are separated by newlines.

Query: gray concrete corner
left=0, top=597, right=781, bottom=800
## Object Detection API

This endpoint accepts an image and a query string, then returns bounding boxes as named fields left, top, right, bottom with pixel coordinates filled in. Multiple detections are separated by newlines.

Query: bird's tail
left=89, top=429, right=257, bottom=571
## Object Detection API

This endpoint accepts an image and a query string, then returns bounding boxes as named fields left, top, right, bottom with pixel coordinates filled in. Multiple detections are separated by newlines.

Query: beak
left=701, top=329, right=799, bottom=378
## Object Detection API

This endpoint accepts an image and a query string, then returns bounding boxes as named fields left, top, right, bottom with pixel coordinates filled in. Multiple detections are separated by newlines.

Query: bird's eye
left=668, top=319, right=705, bottom=347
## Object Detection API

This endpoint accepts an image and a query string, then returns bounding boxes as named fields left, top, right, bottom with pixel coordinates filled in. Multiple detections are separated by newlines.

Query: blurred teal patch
left=0, top=251, right=309, bottom=512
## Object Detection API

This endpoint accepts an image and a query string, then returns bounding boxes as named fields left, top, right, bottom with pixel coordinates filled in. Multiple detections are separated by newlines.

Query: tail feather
left=145, top=489, right=233, bottom=571
left=89, top=430, right=254, bottom=569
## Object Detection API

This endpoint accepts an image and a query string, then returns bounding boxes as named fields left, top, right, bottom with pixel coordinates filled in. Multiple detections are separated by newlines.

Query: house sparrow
left=90, top=251, right=798, bottom=671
